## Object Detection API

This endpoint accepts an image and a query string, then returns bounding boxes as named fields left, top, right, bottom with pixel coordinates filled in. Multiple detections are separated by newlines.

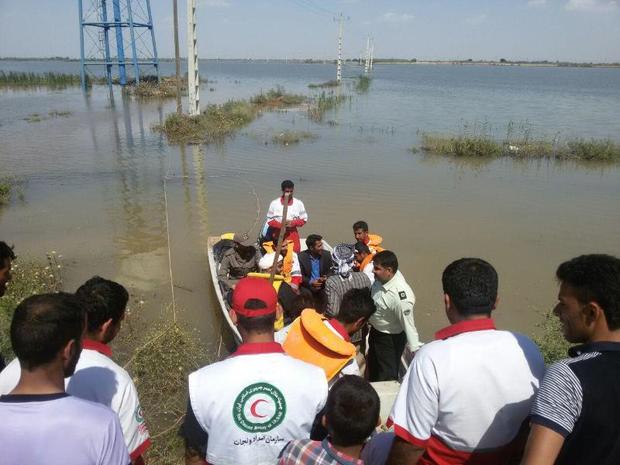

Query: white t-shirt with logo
left=188, top=342, right=327, bottom=465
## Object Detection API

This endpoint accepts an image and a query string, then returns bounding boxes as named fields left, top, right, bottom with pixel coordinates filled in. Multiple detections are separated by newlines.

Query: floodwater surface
left=1, top=60, right=619, bottom=349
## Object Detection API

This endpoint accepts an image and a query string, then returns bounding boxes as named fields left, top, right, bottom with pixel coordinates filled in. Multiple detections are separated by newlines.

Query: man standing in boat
left=265, top=180, right=308, bottom=253
left=352, top=221, right=384, bottom=255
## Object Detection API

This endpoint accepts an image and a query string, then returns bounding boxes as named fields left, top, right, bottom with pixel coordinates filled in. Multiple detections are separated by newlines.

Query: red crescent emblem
left=250, top=399, right=268, bottom=418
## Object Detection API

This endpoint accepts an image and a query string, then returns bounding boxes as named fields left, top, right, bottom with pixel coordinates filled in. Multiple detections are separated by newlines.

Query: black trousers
left=368, top=327, right=406, bottom=382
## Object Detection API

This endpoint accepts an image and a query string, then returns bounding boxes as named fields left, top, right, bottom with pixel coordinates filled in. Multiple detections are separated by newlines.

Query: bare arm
left=386, top=436, right=425, bottom=465
left=185, top=446, right=207, bottom=465
left=520, top=424, right=565, bottom=465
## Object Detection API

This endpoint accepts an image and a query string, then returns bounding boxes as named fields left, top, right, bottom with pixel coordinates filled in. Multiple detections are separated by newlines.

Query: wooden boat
left=207, top=234, right=401, bottom=419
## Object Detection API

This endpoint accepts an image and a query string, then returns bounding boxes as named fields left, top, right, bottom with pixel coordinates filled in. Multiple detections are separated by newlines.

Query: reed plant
left=250, top=86, right=306, bottom=108
left=271, top=130, right=317, bottom=145
left=308, top=91, right=348, bottom=122
left=533, top=311, right=572, bottom=365
left=0, top=71, right=104, bottom=89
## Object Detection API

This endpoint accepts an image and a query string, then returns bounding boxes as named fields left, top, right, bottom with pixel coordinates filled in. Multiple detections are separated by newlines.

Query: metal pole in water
left=79, top=0, right=87, bottom=91
left=173, top=0, right=182, bottom=114
left=145, top=0, right=160, bottom=82
left=101, top=0, right=114, bottom=89
left=112, top=0, right=127, bottom=85
left=336, top=13, right=343, bottom=83
left=187, top=0, right=200, bottom=116
left=126, top=0, right=141, bottom=84
left=364, top=35, right=370, bottom=74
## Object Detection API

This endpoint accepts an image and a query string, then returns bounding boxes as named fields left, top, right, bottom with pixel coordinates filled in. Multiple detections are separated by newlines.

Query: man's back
left=389, top=325, right=545, bottom=463
left=188, top=343, right=328, bottom=465
left=531, top=343, right=620, bottom=465
left=324, top=272, right=370, bottom=317
left=0, top=393, right=129, bottom=465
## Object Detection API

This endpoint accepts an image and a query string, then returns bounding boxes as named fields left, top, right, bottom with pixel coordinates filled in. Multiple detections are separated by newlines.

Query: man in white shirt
left=180, top=277, right=328, bottom=465
left=0, top=292, right=130, bottom=465
left=0, top=277, right=151, bottom=465
left=386, top=258, right=545, bottom=465
left=265, top=180, right=308, bottom=253
left=368, top=251, right=421, bottom=381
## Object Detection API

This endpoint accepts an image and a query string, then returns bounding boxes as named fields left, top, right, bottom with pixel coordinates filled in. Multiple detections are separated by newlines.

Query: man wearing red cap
left=180, top=277, right=328, bottom=465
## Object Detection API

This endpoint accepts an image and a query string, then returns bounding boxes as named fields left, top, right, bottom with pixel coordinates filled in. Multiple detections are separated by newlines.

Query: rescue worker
left=265, top=180, right=308, bottom=253
left=352, top=221, right=384, bottom=255
left=368, top=250, right=422, bottom=381
left=180, top=277, right=328, bottom=465
left=217, top=233, right=260, bottom=293
left=283, top=288, right=376, bottom=386
left=354, top=241, right=374, bottom=284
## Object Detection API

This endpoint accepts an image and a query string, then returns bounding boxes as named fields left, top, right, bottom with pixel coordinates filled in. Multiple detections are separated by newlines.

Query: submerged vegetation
left=0, top=71, right=84, bottom=89
left=155, top=87, right=306, bottom=144
left=308, top=91, right=348, bottom=122
left=418, top=126, right=620, bottom=162
left=308, top=79, right=339, bottom=89
left=271, top=130, right=317, bottom=145
left=122, top=77, right=184, bottom=99
left=24, top=110, right=72, bottom=123
left=355, top=75, right=371, bottom=93
left=0, top=179, right=11, bottom=205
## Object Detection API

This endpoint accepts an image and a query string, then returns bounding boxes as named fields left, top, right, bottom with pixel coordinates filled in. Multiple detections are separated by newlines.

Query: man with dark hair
left=368, top=250, right=421, bottom=381
left=354, top=241, right=374, bottom=284
left=278, top=375, right=380, bottom=465
left=0, top=241, right=16, bottom=371
left=299, top=234, right=333, bottom=297
left=386, top=258, right=545, bottom=465
left=0, top=277, right=151, bottom=464
left=265, top=180, right=308, bottom=252
left=352, top=220, right=384, bottom=255
left=0, top=293, right=130, bottom=465
left=181, top=277, right=328, bottom=465
left=522, top=254, right=620, bottom=465
left=283, top=288, right=376, bottom=385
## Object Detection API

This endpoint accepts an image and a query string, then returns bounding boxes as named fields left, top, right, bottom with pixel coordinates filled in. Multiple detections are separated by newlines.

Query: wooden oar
left=269, top=193, right=290, bottom=284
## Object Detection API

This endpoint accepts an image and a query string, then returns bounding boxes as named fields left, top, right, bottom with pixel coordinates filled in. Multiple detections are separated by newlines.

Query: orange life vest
left=283, top=309, right=356, bottom=381
left=262, top=241, right=294, bottom=282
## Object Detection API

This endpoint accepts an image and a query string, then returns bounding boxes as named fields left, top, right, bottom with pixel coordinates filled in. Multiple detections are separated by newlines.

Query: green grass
left=0, top=180, right=11, bottom=205
left=271, top=130, right=317, bottom=145
left=0, top=253, right=63, bottom=361
left=418, top=133, right=620, bottom=162
left=355, top=75, right=371, bottom=93
left=308, top=91, right=348, bottom=122
left=308, top=79, right=339, bottom=89
left=122, top=77, right=185, bottom=100
left=156, top=87, right=308, bottom=144
left=532, top=311, right=572, bottom=365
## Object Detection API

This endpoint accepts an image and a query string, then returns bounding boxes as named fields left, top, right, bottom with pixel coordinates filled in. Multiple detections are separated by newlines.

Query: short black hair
left=0, top=241, right=16, bottom=267
left=326, top=375, right=380, bottom=447
left=11, top=293, right=85, bottom=370
left=236, top=298, right=276, bottom=334
left=338, top=288, right=376, bottom=325
left=442, top=258, right=498, bottom=316
left=374, top=250, right=398, bottom=273
left=306, top=234, right=322, bottom=249
left=556, top=254, right=620, bottom=330
left=75, top=276, right=129, bottom=332
left=354, top=241, right=370, bottom=255
left=281, top=180, right=294, bottom=191
left=352, top=221, right=368, bottom=232
left=287, top=294, right=315, bottom=324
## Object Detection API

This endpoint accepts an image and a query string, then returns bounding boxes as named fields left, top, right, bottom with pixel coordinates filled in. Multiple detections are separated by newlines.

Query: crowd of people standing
left=0, top=180, right=619, bottom=465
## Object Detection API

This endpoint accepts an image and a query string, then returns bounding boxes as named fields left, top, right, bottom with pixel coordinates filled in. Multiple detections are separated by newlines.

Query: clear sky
left=1, top=0, right=619, bottom=62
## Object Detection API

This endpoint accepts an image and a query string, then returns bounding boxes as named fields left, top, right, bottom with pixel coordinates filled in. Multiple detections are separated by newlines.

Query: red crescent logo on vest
left=250, top=399, right=268, bottom=418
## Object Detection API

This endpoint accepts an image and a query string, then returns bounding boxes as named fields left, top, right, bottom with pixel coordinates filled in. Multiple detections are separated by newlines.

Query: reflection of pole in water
left=192, top=145, right=209, bottom=244
left=179, top=145, right=192, bottom=220
left=83, top=90, right=99, bottom=151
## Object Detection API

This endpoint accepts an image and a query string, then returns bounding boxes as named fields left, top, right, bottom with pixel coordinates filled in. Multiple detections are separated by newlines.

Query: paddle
left=269, top=192, right=290, bottom=284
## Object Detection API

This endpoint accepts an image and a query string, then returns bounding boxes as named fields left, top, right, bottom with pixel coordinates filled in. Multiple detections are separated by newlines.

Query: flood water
left=1, top=60, right=619, bottom=349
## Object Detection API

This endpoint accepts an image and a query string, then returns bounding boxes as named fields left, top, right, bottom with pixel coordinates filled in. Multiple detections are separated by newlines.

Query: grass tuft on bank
left=418, top=133, right=620, bottom=162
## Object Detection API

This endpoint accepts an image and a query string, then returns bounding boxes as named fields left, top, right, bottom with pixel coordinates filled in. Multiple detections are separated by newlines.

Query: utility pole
left=369, top=37, right=374, bottom=71
left=336, top=13, right=344, bottom=83
left=187, top=0, right=200, bottom=116
left=173, top=0, right=182, bottom=114
left=364, top=35, right=370, bottom=74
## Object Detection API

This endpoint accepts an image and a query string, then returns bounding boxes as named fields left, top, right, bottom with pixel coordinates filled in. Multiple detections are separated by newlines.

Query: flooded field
left=1, top=60, right=619, bottom=348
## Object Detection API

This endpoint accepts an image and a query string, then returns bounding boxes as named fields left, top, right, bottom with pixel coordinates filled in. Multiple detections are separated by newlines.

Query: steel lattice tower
left=78, top=0, right=160, bottom=90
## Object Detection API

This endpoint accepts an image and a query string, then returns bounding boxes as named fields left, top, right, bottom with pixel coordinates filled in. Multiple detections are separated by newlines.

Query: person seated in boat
left=283, top=288, right=376, bottom=386
left=265, top=180, right=308, bottom=253
left=260, top=239, right=303, bottom=290
left=354, top=241, right=374, bottom=284
left=180, top=277, right=328, bottom=465
left=352, top=220, right=384, bottom=257
left=217, top=232, right=260, bottom=293
left=323, top=244, right=371, bottom=318
left=278, top=375, right=380, bottom=465
left=298, top=234, right=333, bottom=301
left=274, top=293, right=316, bottom=344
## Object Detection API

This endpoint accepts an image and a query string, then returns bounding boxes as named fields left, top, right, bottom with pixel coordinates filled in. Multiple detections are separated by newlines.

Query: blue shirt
left=310, top=255, right=321, bottom=282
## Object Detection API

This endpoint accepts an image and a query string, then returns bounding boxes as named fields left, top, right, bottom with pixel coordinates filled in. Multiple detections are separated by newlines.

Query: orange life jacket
left=358, top=253, right=374, bottom=273
left=366, top=233, right=384, bottom=253
left=262, top=241, right=294, bottom=282
left=283, top=309, right=356, bottom=381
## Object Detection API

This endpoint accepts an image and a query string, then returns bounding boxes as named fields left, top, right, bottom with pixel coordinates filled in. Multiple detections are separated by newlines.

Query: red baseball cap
left=232, top=277, right=278, bottom=317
